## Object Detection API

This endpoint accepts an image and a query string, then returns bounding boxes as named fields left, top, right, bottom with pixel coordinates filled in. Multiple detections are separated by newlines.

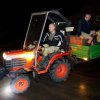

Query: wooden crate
left=70, top=36, right=84, bottom=45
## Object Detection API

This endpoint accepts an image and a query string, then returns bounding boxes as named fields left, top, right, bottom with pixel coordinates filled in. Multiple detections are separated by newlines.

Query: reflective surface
left=0, top=58, right=100, bottom=100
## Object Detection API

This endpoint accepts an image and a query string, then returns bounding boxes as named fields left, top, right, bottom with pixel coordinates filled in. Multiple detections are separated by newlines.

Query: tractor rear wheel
left=10, top=75, right=30, bottom=94
left=49, top=59, right=70, bottom=82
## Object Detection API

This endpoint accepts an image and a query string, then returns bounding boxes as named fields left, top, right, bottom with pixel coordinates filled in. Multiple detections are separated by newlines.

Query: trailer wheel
left=10, top=75, right=30, bottom=94
left=49, top=59, right=70, bottom=82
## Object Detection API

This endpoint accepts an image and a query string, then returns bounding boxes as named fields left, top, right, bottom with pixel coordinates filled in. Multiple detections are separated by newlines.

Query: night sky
left=0, top=0, right=100, bottom=50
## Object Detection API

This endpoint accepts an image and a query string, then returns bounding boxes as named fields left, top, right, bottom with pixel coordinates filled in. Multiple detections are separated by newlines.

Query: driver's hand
left=33, top=41, right=38, bottom=45
left=28, top=44, right=35, bottom=50
left=38, top=45, right=42, bottom=51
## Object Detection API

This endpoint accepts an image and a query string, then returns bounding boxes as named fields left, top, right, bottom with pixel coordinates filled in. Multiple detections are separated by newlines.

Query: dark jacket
left=43, top=31, right=66, bottom=51
left=77, top=18, right=92, bottom=36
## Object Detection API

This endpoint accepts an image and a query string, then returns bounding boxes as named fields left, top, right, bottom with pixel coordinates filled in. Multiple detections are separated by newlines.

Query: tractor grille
left=5, top=58, right=26, bottom=68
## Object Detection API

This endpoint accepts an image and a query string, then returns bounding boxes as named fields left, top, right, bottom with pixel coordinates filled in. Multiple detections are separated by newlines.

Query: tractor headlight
left=3, top=52, right=35, bottom=60
left=3, top=53, right=11, bottom=60
left=3, top=53, right=7, bottom=59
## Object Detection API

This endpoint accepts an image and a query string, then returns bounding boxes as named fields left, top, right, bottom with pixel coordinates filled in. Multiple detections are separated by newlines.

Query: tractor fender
left=37, top=52, right=69, bottom=74
left=46, top=52, right=69, bottom=71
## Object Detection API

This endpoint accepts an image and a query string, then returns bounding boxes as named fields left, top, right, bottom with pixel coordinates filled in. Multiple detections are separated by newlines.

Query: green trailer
left=70, top=44, right=100, bottom=61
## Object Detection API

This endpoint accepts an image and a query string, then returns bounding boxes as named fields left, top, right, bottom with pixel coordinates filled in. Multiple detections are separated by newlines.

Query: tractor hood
left=3, top=50, right=35, bottom=60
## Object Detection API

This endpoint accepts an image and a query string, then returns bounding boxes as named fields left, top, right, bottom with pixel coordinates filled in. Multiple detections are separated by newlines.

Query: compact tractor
left=0, top=10, right=73, bottom=93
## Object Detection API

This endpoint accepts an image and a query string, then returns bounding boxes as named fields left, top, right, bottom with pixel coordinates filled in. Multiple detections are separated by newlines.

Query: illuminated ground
left=0, top=58, right=100, bottom=100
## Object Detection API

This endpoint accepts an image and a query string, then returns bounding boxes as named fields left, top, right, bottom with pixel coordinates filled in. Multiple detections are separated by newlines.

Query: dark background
left=0, top=1, right=100, bottom=100
left=0, top=0, right=100, bottom=51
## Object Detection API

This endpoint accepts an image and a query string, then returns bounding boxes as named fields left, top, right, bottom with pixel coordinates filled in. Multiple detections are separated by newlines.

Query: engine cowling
left=3, top=50, right=35, bottom=71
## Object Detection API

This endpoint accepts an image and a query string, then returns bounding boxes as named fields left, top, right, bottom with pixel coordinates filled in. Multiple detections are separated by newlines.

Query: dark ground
left=0, top=58, right=100, bottom=100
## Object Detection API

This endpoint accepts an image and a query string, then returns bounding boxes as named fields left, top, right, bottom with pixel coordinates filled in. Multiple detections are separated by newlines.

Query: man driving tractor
left=41, top=23, right=66, bottom=56
left=36, top=23, right=67, bottom=69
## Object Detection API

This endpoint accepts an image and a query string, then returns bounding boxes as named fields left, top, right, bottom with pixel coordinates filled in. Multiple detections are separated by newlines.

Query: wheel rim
left=14, top=78, right=28, bottom=92
left=55, top=64, right=68, bottom=78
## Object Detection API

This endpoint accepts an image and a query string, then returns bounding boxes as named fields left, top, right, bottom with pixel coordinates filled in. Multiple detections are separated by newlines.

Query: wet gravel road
left=0, top=58, right=100, bottom=100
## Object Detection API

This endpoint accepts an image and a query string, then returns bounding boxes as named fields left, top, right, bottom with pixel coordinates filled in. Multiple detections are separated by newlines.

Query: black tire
left=10, top=75, right=30, bottom=94
left=49, top=59, right=70, bottom=82
left=68, top=56, right=75, bottom=71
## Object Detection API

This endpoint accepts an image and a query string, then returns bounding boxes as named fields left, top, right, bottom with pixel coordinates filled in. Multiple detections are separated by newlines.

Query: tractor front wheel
left=49, top=59, right=70, bottom=82
left=10, top=75, right=30, bottom=94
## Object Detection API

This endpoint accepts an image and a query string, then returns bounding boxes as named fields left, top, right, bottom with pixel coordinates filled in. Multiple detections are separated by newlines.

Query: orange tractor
left=0, top=10, right=72, bottom=93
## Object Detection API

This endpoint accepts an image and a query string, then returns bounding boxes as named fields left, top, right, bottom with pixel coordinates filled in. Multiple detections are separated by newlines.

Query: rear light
left=83, top=57, right=88, bottom=61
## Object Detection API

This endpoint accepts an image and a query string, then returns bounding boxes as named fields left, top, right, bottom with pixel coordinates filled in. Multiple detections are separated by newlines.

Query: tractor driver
left=36, top=23, right=66, bottom=69
left=40, top=23, right=66, bottom=56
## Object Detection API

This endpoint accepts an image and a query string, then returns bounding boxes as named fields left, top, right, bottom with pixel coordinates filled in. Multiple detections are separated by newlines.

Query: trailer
left=70, top=35, right=100, bottom=62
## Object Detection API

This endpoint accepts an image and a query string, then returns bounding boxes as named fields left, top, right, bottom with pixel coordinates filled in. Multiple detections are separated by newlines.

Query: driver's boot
left=37, top=56, right=49, bottom=71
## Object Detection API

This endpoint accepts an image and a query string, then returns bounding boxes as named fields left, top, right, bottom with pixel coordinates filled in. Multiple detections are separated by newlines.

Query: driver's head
left=49, top=23, right=56, bottom=33
left=84, top=14, right=91, bottom=21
